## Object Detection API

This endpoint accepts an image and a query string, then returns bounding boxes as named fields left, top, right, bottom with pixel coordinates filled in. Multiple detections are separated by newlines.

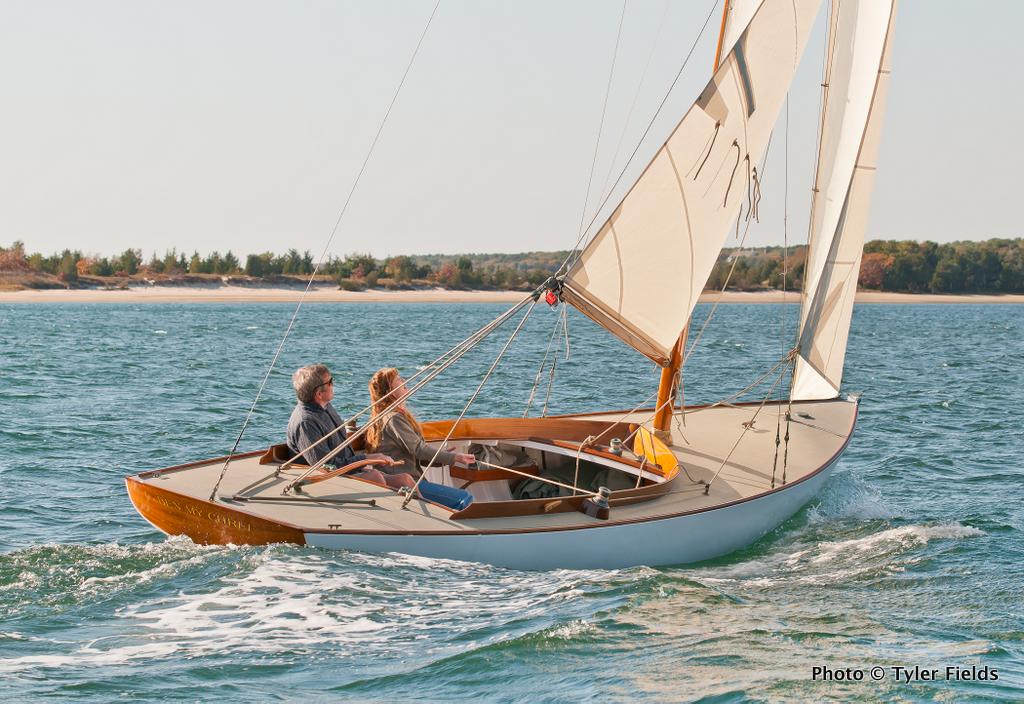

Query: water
left=0, top=301, right=1021, bottom=701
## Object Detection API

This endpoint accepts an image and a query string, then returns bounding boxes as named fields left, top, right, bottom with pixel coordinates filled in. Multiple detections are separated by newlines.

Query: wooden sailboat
left=126, top=0, right=897, bottom=570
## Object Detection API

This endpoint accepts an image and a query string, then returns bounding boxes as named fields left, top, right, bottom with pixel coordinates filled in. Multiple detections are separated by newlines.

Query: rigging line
left=278, top=292, right=535, bottom=474
left=584, top=387, right=660, bottom=449
left=578, top=392, right=701, bottom=485
left=692, top=121, right=721, bottom=181
left=774, top=95, right=790, bottom=489
left=473, top=459, right=602, bottom=498
left=561, top=302, right=571, bottom=360
left=576, top=0, right=628, bottom=240
left=541, top=387, right=664, bottom=493
left=540, top=305, right=569, bottom=417
left=671, top=403, right=690, bottom=444
left=723, top=140, right=742, bottom=208
left=802, top=0, right=842, bottom=312
left=743, top=154, right=753, bottom=218
left=552, top=0, right=720, bottom=279
left=209, top=0, right=443, bottom=502
left=524, top=309, right=565, bottom=417
left=402, top=298, right=541, bottom=508
left=769, top=360, right=791, bottom=488
left=572, top=394, right=660, bottom=494
left=281, top=294, right=539, bottom=491
left=683, top=129, right=775, bottom=366
left=751, top=166, right=762, bottom=222
left=785, top=415, right=846, bottom=438
left=782, top=404, right=791, bottom=485
left=702, top=363, right=787, bottom=494
left=597, top=0, right=673, bottom=206
left=676, top=353, right=791, bottom=422
left=541, top=353, right=558, bottom=418
left=782, top=94, right=790, bottom=357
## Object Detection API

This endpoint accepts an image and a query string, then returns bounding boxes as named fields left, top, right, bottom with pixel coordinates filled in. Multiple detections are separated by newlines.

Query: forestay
left=792, top=0, right=897, bottom=400
left=561, top=0, right=822, bottom=365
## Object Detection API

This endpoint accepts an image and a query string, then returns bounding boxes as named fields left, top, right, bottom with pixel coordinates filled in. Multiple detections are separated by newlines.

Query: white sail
left=791, top=0, right=896, bottom=401
left=562, top=0, right=822, bottom=365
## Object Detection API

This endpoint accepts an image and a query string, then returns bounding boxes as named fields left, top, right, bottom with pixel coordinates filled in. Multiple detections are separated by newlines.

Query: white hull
left=304, top=462, right=835, bottom=570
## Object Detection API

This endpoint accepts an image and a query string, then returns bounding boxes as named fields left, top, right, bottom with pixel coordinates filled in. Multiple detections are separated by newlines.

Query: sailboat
left=125, top=0, right=897, bottom=570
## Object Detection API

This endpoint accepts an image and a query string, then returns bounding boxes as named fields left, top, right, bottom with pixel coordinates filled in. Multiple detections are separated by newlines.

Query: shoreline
left=0, top=286, right=1022, bottom=305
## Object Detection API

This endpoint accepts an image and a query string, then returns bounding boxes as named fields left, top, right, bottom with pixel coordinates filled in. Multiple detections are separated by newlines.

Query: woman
left=366, top=368, right=476, bottom=481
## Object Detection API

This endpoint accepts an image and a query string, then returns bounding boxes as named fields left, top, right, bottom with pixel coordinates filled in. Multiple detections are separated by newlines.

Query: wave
left=0, top=546, right=630, bottom=675
left=0, top=538, right=231, bottom=614
left=692, top=523, right=984, bottom=589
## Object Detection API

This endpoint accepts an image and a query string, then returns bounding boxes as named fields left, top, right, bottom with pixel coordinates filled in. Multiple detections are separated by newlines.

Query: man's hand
left=367, top=452, right=400, bottom=467
left=453, top=452, right=477, bottom=466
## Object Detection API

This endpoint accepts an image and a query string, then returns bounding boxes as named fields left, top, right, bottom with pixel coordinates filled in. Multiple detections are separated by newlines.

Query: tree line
left=705, top=238, right=1024, bottom=293
left=0, top=242, right=569, bottom=291
left=2, top=239, right=1023, bottom=293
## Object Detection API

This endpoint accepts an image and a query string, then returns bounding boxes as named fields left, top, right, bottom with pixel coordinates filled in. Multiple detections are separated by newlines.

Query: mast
left=653, top=0, right=732, bottom=442
left=711, top=0, right=732, bottom=73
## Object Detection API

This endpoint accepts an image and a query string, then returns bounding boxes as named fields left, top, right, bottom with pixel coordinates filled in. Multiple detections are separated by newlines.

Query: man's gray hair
left=293, top=363, right=331, bottom=403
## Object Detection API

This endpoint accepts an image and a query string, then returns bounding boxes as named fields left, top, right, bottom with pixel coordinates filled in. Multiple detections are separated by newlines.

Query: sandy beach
left=0, top=285, right=1022, bottom=305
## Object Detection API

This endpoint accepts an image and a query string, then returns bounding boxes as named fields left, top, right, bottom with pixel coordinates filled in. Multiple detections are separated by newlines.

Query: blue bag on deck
left=417, top=480, right=473, bottom=511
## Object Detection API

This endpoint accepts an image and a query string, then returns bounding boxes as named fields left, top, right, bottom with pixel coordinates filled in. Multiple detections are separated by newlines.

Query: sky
left=0, top=0, right=1019, bottom=260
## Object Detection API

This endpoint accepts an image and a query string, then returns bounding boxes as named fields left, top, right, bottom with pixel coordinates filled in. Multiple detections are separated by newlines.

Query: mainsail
left=791, top=0, right=897, bottom=400
left=562, top=0, right=822, bottom=365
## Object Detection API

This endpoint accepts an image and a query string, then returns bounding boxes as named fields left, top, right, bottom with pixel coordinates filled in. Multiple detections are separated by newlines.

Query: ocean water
left=0, top=300, right=1021, bottom=702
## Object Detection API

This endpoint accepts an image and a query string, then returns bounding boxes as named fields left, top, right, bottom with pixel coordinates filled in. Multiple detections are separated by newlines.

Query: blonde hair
left=366, top=367, right=419, bottom=450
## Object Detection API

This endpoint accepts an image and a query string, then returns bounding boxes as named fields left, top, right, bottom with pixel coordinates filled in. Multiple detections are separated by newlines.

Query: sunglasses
left=317, top=377, right=334, bottom=389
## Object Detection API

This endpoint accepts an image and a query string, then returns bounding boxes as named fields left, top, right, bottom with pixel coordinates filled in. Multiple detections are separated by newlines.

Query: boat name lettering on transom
left=206, top=510, right=252, bottom=533
left=149, top=493, right=253, bottom=533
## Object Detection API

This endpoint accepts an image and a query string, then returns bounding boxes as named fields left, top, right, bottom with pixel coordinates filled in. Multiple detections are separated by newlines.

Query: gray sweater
left=371, top=412, right=457, bottom=478
left=286, top=402, right=366, bottom=468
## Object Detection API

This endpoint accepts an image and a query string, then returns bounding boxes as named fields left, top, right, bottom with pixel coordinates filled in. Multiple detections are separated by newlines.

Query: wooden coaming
left=136, top=449, right=265, bottom=479
left=449, top=464, right=539, bottom=482
left=547, top=439, right=661, bottom=472
left=419, top=417, right=633, bottom=444
left=448, top=474, right=674, bottom=520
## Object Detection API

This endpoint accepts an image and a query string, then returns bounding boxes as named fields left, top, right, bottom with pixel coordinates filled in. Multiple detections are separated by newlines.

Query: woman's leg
left=354, top=467, right=388, bottom=486
left=383, top=472, right=416, bottom=490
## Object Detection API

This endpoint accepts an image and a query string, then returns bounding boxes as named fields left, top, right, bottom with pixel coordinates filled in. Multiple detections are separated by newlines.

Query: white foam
left=0, top=571, right=41, bottom=591
left=547, top=619, right=594, bottom=640
left=695, top=523, right=984, bottom=588
left=809, top=474, right=897, bottom=521
left=0, top=546, right=639, bottom=674
left=810, top=524, right=984, bottom=565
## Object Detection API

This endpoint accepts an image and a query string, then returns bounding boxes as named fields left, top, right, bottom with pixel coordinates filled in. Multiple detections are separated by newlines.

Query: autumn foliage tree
left=858, top=252, right=893, bottom=289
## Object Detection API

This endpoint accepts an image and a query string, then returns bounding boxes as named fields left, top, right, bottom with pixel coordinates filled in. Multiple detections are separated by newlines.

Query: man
left=287, top=363, right=399, bottom=485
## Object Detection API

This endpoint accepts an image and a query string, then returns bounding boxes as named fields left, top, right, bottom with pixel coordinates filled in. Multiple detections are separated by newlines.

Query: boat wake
left=0, top=536, right=227, bottom=614
left=693, top=522, right=984, bottom=589
left=0, top=544, right=633, bottom=678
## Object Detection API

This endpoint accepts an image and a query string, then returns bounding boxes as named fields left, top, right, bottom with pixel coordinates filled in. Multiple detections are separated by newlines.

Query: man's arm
left=339, top=427, right=366, bottom=465
left=293, top=420, right=332, bottom=467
